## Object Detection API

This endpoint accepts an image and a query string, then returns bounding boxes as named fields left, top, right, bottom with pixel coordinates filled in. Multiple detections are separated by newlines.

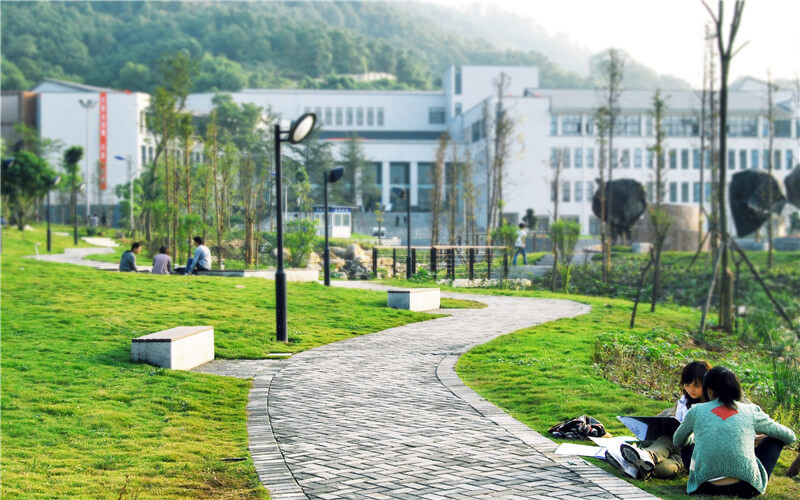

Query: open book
left=617, top=415, right=681, bottom=441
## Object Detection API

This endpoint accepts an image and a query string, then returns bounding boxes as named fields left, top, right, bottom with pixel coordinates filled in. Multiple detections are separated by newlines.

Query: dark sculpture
left=784, top=165, right=800, bottom=208
left=592, top=178, right=647, bottom=242
left=729, top=170, right=786, bottom=237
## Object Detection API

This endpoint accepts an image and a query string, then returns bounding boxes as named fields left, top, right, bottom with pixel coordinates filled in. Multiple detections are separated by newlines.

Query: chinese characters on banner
left=99, top=92, right=107, bottom=191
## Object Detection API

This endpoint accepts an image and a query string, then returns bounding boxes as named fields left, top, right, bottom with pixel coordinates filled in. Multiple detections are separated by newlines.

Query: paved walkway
left=196, top=282, right=654, bottom=500
left=29, top=247, right=153, bottom=272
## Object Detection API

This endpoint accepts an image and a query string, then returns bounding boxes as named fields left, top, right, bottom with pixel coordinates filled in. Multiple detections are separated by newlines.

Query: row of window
left=552, top=178, right=718, bottom=205
left=551, top=146, right=795, bottom=171
left=304, top=106, right=385, bottom=127
left=551, top=115, right=798, bottom=138
left=140, top=146, right=203, bottom=166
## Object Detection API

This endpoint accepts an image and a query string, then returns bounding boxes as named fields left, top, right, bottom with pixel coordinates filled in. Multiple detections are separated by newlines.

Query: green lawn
left=1, top=225, right=440, bottom=498
left=440, top=297, right=487, bottom=309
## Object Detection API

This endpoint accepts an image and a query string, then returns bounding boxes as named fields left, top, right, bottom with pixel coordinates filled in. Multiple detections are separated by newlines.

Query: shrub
left=284, top=218, right=316, bottom=268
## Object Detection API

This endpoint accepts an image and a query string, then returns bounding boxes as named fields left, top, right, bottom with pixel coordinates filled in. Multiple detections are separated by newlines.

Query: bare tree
left=486, top=72, right=515, bottom=233
left=431, top=133, right=448, bottom=245
left=596, top=49, right=625, bottom=277
left=548, top=148, right=565, bottom=291
left=765, top=70, right=776, bottom=269
left=462, top=149, right=479, bottom=245
left=593, top=106, right=610, bottom=282
left=703, top=0, right=747, bottom=332
left=447, top=142, right=461, bottom=245
left=649, top=89, right=671, bottom=311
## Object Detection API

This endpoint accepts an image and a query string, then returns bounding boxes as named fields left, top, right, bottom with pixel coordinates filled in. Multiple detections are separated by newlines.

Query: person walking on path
left=673, top=366, right=796, bottom=497
left=513, top=223, right=528, bottom=265
left=151, top=246, right=173, bottom=275
left=119, top=242, right=142, bottom=272
left=185, top=236, right=211, bottom=275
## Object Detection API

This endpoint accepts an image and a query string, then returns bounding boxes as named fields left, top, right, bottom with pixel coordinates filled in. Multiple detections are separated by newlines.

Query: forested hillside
left=0, top=1, right=687, bottom=93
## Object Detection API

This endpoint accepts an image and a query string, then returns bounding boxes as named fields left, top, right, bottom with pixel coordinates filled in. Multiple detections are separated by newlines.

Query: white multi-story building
left=30, top=67, right=800, bottom=236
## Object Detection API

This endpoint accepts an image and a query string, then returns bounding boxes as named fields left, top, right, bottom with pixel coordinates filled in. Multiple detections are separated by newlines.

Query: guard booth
left=312, top=205, right=353, bottom=238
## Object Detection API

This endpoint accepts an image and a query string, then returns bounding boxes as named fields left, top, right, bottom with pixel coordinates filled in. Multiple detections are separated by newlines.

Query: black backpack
left=548, top=415, right=606, bottom=440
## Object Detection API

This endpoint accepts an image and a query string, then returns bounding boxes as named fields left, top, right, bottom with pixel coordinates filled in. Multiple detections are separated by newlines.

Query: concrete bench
left=196, top=268, right=319, bottom=282
left=387, top=288, right=440, bottom=311
left=131, top=326, right=214, bottom=370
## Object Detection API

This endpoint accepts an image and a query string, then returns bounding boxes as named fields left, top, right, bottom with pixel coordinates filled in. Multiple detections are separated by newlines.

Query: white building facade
left=31, top=68, right=800, bottom=235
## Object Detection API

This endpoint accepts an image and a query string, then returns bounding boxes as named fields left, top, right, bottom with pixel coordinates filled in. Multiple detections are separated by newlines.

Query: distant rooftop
left=31, top=78, right=119, bottom=94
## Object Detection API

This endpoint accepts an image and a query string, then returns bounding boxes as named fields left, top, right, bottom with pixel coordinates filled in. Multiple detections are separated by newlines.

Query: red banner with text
left=99, top=92, right=107, bottom=191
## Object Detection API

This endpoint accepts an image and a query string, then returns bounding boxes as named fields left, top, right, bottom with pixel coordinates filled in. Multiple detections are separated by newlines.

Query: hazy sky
left=433, top=0, right=800, bottom=87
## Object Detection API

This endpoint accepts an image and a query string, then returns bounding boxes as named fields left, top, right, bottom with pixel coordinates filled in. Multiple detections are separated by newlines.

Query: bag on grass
left=548, top=415, right=607, bottom=440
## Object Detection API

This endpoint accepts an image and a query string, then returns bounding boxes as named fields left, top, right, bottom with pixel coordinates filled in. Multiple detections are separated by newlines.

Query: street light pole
left=323, top=166, right=344, bottom=286
left=79, top=99, right=97, bottom=225
left=46, top=176, right=61, bottom=252
left=273, top=113, right=317, bottom=343
left=115, top=155, right=135, bottom=235
left=406, top=187, right=412, bottom=279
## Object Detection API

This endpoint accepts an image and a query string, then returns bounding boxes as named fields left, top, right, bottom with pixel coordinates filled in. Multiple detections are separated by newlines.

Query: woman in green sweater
left=673, top=366, right=796, bottom=497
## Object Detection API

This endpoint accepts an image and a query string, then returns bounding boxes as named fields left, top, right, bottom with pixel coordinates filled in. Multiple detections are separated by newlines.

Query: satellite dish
left=591, top=178, right=647, bottom=242
left=784, top=165, right=800, bottom=208
left=729, top=170, right=786, bottom=237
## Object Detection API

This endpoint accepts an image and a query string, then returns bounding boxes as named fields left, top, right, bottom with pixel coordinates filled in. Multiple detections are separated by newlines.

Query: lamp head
left=114, top=155, right=125, bottom=161
left=287, top=113, right=316, bottom=144
left=327, top=166, right=345, bottom=183
left=391, top=187, right=407, bottom=200
left=52, top=175, right=62, bottom=187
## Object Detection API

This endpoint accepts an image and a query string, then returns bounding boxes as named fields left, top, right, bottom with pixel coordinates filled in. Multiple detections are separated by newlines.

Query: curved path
left=200, top=283, right=653, bottom=500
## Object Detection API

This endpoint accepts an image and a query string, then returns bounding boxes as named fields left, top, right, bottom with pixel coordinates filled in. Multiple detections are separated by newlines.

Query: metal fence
left=372, top=245, right=510, bottom=280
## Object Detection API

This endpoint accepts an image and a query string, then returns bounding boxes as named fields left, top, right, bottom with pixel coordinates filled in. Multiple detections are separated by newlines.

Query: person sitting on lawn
left=119, top=242, right=142, bottom=272
left=616, top=360, right=710, bottom=479
left=151, top=246, right=173, bottom=275
left=184, top=236, right=211, bottom=275
left=674, top=366, right=796, bottom=498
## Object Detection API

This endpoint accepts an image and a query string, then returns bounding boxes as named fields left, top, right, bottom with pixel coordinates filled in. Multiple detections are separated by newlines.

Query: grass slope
left=1, top=226, right=438, bottom=498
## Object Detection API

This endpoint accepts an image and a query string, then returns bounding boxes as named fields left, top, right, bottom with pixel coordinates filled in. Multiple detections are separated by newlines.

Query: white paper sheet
left=554, top=443, right=607, bottom=459
left=617, top=416, right=649, bottom=440
left=589, top=436, right=637, bottom=447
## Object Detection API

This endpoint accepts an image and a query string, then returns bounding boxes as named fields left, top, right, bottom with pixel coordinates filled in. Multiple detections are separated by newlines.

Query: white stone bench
left=387, top=288, right=440, bottom=312
left=131, top=326, right=214, bottom=370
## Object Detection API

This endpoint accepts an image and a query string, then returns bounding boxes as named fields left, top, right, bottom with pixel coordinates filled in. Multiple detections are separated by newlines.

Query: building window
left=575, top=181, right=583, bottom=201
left=751, top=149, right=759, bottom=169
left=416, top=162, right=434, bottom=211
left=634, top=148, right=642, bottom=169
left=621, top=149, right=630, bottom=168
left=551, top=181, right=557, bottom=202
left=647, top=150, right=654, bottom=169
left=727, top=116, right=758, bottom=137
left=762, top=149, right=769, bottom=169
left=664, top=116, right=699, bottom=136
left=728, top=150, right=735, bottom=170
left=356, top=107, right=364, bottom=126
left=681, top=149, right=689, bottom=169
left=563, top=181, right=571, bottom=202
left=148, top=147, right=153, bottom=162
left=141, top=145, right=146, bottom=166
left=367, top=107, right=374, bottom=126
left=346, top=107, right=354, bottom=126
left=587, top=147, right=594, bottom=168
left=561, top=115, right=582, bottom=135
left=377, top=107, right=384, bottom=126
left=585, top=116, right=594, bottom=135
left=612, top=148, right=619, bottom=169
left=774, top=150, right=781, bottom=170
left=428, top=107, right=446, bottom=124
left=615, top=115, right=642, bottom=136
left=389, top=162, right=410, bottom=208
left=336, top=107, right=343, bottom=125
left=139, top=111, right=146, bottom=133
left=586, top=181, right=594, bottom=201
left=550, top=115, right=558, bottom=135
left=681, top=182, right=689, bottom=203
left=325, top=107, right=333, bottom=126
left=774, top=119, right=791, bottom=138
left=693, top=149, right=700, bottom=169
left=472, top=122, right=481, bottom=143
left=693, top=182, right=701, bottom=202
left=705, top=150, right=710, bottom=169
left=454, top=102, right=462, bottom=116
left=705, top=182, right=712, bottom=201
left=787, top=150, right=793, bottom=170
left=740, top=149, right=747, bottom=169
left=646, top=182, right=654, bottom=202
left=669, top=149, right=677, bottom=169
left=455, top=67, right=462, bottom=95
left=669, top=182, right=677, bottom=202
left=562, top=147, right=571, bottom=168
left=575, top=147, right=583, bottom=168
left=314, top=107, right=323, bottom=125
left=550, top=147, right=560, bottom=168
left=646, top=117, right=653, bottom=136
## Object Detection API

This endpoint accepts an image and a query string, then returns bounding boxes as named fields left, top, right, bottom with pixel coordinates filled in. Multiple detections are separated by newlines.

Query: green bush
left=284, top=219, right=316, bottom=268
left=490, top=221, right=517, bottom=251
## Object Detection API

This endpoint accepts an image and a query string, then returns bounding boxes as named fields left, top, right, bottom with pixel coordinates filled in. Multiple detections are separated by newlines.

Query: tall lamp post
left=391, top=186, right=412, bottom=279
left=73, top=182, right=85, bottom=245
left=46, top=175, right=62, bottom=252
left=79, top=99, right=97, bottom=224
left=323, top=166, right=345, bottom=286
left=114, top=155, right=136, bottom=235
left=274, top=112, right=317, bottom=342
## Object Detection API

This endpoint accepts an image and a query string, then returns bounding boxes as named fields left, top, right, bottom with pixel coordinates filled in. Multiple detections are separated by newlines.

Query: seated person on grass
left=151, top=246, right=173, bottom=275
left=119, top=242, right=142, bottom=272
left=674, top=366, right=795, bottom=498
left=184, top=236, right=211, bottom=275
left=609, top=360, right=710, bottom=479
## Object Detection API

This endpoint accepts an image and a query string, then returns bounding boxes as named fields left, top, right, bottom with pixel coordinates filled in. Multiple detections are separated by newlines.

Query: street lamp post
left=323, top=166, right=345, bottom=286
left=274, top=113, right=317, bottom=342
left=46, top=175, right=62, bottom=252
left=114, top=155, right=136, bottom=235
left=73, top=182, right=85, bottom=245
left=79, top=99, right=97, bottom=225
left=391, top=186, right=412, bottom=279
